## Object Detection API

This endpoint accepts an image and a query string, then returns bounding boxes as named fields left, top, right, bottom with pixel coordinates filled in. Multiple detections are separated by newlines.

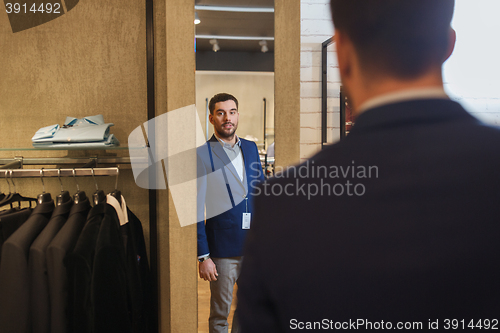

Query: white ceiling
left=195, top=0, right=274, bottom=53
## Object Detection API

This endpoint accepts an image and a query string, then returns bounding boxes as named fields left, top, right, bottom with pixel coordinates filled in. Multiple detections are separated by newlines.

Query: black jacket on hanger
left=93, top=203, right=132, bottom=333
left=0, top=207, right=33, bottom=261
left=30, top=199, right=73, bottom=333
left=65, top=202, right=131, bottom=333
left=47, top=196, right=91, bottom=333
left=0, top=199, right=55, bottom=333
left=65, top=202, right=106, bottom=333
left=123, top=208, right=153, bottom=333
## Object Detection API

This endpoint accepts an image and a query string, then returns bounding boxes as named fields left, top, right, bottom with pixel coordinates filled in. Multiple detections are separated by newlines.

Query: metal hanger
left=56, top=169, right=71, bottom=206
left=0, top=171, right=13, bottom=207
left=37, top=168, right=52, bottom=204
left=0, top=170, right=36, bottom=208
left=109, top=166, right=122, bottom=206
left=72, top=168, right=87, bottom=204
left=91, top=168, right=106, bottom=206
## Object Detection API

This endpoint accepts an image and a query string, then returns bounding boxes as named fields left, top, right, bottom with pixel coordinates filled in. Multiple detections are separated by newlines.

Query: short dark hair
left=209, top=93, right=239, bottom=115
left=330, top=0, right=455, bottom=79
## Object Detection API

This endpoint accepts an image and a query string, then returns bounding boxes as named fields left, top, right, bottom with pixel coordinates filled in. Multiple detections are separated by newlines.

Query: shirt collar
left=358, top=87, right=449, bottom=114
left=214, top=133, right=241, bottom=149
left=64, top=115, right=105, bottom=126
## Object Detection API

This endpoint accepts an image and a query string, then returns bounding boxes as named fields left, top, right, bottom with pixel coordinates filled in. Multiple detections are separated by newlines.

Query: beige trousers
left=209, top=257, right=243, bottom=333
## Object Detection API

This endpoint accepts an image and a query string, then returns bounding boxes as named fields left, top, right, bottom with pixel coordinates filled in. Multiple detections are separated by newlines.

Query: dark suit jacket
left=47, top=196, right=91, bottom=333
left=66, top=202, right=133, bottom=333
left=0, top=207, right=33, bottom=261
left=92, top=203, right=132, bottom=333
left=0, top=200, right=54, bottom=333
left=238, top=99, right=500, bottom=332
left=197, top=135, right=265, bottom=258
left=65, top=202, right=106, bottom=333
left=30, top=198, right=73, bottom=333
left=122, top=208, right=153, bottom=333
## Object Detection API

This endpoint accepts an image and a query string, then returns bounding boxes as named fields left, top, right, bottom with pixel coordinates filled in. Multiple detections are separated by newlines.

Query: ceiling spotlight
left=210, top=39, right=220, bottom=52
left=259, top=40, right=268, bottom=53
left=194, top=12, right=201, bottom=25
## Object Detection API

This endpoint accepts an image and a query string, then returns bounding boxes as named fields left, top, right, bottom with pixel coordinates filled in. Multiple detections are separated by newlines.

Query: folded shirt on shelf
left=31, top=115, right=120, bottom=149
left=32, top=134, right=120, bottom=149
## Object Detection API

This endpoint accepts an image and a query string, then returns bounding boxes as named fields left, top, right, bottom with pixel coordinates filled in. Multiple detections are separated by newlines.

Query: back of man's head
left=330, top=0, right=455, bottom=79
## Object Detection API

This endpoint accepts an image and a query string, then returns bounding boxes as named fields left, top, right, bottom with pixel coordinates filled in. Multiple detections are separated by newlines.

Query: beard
left=215, top=122, right=237, bottom=138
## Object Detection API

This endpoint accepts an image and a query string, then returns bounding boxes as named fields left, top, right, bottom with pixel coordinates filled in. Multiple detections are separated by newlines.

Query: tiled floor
left=198, top=275, right=237, bottom=333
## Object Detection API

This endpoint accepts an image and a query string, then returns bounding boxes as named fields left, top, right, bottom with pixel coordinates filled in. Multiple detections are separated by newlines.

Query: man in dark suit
left=197, top=93, right=264, bottom=333
left=238, top=1, right=500, bottom=331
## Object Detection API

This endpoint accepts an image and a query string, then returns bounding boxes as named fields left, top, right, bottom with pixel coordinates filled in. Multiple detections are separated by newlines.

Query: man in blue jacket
left=197, top=93, right=264, bottom=333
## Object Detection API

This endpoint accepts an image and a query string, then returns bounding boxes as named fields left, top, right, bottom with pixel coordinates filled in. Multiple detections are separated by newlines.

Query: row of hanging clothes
left=0, top=167, right=152, bottom=333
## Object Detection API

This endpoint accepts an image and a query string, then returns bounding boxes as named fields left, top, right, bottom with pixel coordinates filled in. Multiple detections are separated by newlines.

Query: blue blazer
left=197, top=135, right=264, bottom=258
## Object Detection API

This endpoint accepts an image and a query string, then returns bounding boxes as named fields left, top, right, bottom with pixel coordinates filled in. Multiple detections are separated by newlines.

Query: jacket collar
left=357, top=87, right=448, bottom=114
left=86, top=202, right=108, bottom=220
left=87, top=202, right=120, bottom=222
left=51, top=198, right=73, bottom=217
left=68, top=196, right=91, bottom=216
left=212, top=133, right=242, bottom=148
left=33, top=199, right=55, bottom=214
left=350, top=99, right=476, bottom=135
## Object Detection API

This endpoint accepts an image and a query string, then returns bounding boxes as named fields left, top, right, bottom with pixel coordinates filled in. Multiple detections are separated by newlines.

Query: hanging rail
left=0, top=156, right=131, bottom=167
left=0, top=167, right=119, bottom=178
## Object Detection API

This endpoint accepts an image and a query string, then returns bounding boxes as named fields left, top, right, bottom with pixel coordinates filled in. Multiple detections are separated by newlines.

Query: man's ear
left=334, top=30, right=353, bottom=81
left=209, top=114, right=214, bottom=125
left=444, top=28, right=456, bottom=61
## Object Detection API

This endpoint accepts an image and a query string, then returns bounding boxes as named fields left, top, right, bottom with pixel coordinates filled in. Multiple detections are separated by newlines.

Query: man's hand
left=199, top=258, right=218, bottom=281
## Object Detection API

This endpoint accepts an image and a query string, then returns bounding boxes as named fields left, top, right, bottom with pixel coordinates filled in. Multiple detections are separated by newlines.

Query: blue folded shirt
left=32, top=124, right=60, bottom=141
left=32, top=115, right=120, bottom=148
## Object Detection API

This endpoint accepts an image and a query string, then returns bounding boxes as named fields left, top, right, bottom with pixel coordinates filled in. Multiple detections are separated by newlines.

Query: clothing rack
left=0, top=156, right=131, bottom=169
left=0, top=154, right=156, bottom=330
left=0, top=167, right=119, bottom=178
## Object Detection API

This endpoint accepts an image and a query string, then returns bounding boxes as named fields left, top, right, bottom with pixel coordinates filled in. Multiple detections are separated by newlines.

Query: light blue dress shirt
left=32, top=115, right=120, bottom=149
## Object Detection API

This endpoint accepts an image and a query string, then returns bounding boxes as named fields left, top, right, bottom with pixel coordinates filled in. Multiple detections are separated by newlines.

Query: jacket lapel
left=209, top=135, right=247, bottom=192
left=240, top=140, right=251, bottom=192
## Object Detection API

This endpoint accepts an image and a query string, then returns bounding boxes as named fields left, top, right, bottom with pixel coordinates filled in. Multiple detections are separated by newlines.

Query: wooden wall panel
left=274, top=0, right=301, bottom=169
left=154, top=0, right=197, bottom=332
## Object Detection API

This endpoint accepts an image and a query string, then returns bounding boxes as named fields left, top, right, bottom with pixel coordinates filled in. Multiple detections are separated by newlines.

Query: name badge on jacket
left=242, top=213, right=251, bottom=229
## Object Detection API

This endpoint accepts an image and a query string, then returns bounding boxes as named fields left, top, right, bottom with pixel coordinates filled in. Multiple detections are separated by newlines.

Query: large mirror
left=194, top=0, right=274, bottom=331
